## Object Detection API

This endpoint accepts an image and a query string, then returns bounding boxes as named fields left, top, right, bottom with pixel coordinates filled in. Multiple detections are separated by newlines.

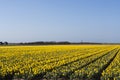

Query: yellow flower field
left=0, top=45, right=120, bottom=80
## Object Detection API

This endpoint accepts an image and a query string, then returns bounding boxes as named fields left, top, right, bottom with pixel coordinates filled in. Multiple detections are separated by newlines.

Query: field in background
left=0, top=45, right=120, bottom=80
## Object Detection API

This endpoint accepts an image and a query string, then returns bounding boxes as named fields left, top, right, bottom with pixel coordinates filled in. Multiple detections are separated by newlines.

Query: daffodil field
left=0, top=45, right=120, bottom=80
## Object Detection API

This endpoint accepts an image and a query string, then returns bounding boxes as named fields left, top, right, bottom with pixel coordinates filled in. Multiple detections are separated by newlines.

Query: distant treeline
left=18, top=41, right=102, bottom=45
left=0, top=42, right=8, bottom=45
left=1, top=41, right=120, bottom=45
left=19, top=41, right=71, bottom=45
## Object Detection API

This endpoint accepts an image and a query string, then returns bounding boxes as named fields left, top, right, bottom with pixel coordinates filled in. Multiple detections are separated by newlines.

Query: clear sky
left=0, top=0, right=120, bottom=43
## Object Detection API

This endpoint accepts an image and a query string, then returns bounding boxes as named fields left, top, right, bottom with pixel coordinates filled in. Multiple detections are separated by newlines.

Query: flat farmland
left=0, top=45, right=120, bottom=80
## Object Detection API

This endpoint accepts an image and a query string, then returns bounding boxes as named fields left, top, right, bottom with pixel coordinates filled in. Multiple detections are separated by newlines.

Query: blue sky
left=0, top=0, right=120, bottom=43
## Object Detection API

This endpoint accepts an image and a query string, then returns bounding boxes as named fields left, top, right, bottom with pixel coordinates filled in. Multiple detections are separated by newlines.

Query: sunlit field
left=0, top=45, right=120, bottom=80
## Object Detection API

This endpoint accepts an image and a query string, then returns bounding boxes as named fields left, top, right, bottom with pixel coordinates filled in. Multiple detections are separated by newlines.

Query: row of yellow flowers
left=71, top=47, right=119, bottom=80
left=43, top=46, right=115, bottom=79
left=101, top=47, right=120, bottom=80
left=0, top=45, right=118, bottom=79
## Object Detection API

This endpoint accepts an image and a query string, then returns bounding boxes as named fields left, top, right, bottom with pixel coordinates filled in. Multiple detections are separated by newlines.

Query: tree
left=4, top=42, right=8, bottom=45
left=0, top=42, right=4, bottom=45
